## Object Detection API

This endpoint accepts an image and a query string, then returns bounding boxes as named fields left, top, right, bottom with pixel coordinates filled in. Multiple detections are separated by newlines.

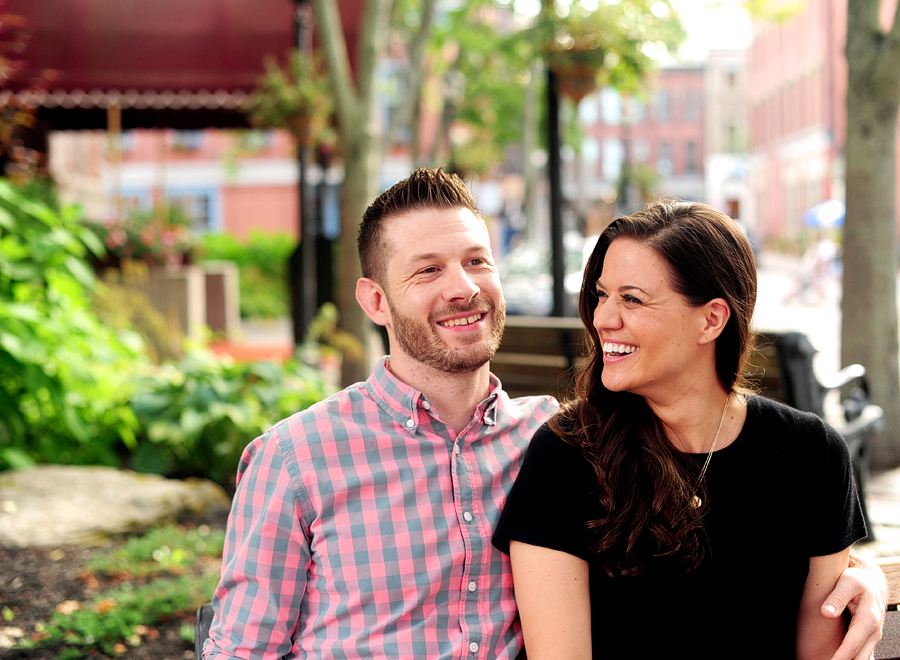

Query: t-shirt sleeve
left=803, top=418, right=867, bottom=556
left=492, top=423, right=596, bottom=562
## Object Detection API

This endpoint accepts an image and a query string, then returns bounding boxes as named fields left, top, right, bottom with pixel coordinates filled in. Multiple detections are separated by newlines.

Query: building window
left=624, top=97, right=645, bottom=125
left=172, top=130, right=204, bottom=151
left=632, top=138, right=650, bottom=164
left=686, top=141, right=699, bottom=174
left=727, top=123, right=738, bottom=153
left=169, top=192, right=213, bottom=232
left=653, top=90, right=669, bottom=122
left=656, top=141, right=672, bottom=176
left=602, top=137, right=623, bottom=181
left=600, top=89, right=622, bottom=125
left=684, top=91, right=699, bottom=122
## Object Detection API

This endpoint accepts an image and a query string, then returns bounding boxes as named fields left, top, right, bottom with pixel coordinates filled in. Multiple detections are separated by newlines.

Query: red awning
left=3, top=0, right=361, bottom=130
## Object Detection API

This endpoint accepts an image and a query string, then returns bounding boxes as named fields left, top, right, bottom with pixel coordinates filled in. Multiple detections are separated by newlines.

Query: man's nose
left=444, top=265, right=480, bottom=302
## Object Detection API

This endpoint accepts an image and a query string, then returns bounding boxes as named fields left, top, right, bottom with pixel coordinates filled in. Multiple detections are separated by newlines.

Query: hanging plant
left=532, top=1, right=686, bottom=103
left=247, top=50, right=336, bottom=149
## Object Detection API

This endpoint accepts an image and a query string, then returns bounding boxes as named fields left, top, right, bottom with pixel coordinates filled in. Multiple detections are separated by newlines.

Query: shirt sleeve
left=204, top=428, right=311, bottom=660
left=492, top=423, right=596, bottom=561
left=804, top=418, right=867, bottom=557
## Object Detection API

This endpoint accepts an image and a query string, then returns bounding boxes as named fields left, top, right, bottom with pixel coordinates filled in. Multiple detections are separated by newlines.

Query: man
left=205, top=168, right=885, bottom=660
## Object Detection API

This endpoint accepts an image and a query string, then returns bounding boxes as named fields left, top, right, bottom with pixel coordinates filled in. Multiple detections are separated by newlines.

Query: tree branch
left=356, top=0, right=394, bottom=106
left=311, top=0, right=357, bottom=137
left=387, top=0, right=438, bottom=141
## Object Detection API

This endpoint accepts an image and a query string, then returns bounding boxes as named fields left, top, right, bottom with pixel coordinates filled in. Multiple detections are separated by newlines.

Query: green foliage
left=198, top=230, right=295, bottom=319
left=248, top=50, right=336, bottom=148
left=88, top=524, right=226, bottom=578
left=742, top=0, right=804, bottom=23
left=535, top=0, right=687, bottom=97
left=15, top=523, right=223, bottom=658
left=128, top=349, right=331, bottom=486
left=0, top=179, right=143, bottom=471
left=420, top=0, right=685, bottom=176
left=429, top=0, right=534, bottom=174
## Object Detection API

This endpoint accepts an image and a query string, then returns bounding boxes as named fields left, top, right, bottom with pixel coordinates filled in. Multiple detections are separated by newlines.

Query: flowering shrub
left=87, top=205, right=197, bottom=269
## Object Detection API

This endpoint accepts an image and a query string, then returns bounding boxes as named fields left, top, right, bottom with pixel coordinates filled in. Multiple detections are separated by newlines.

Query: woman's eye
left=623, top=294, right=642, bottom=304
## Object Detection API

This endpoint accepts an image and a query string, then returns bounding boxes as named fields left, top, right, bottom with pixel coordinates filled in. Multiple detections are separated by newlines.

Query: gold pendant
left=692, top=495, right=702, bottom=509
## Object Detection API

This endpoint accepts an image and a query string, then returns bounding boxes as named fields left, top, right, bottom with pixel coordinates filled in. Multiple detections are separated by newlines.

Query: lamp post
left=290, top=0, right=319, bottom=345
left=543, top=0, right=565, bottom=318
left=546, top=64, right=565, bottom=317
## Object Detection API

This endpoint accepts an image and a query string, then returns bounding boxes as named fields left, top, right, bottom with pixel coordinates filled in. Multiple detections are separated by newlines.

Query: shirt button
left=468, top=581, right=477, bottom=592
left=405, top=419, right=414, bottom=428
left=454, top=444, right=460, bottom=455
left=463, top=511, right=473, bottom=522
left=469, top=642, right=479, bottom=654
left=422, top=400, right=431, bottom=410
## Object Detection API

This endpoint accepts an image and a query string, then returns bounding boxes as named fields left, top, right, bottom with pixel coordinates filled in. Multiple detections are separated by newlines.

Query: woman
left=493, top=202, right=866, bottom=659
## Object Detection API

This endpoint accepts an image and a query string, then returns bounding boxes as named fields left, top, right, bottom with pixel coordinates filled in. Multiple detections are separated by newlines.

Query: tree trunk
left=312, top=0, right=392, bottom=386
left=842, top=0, right=900, bottom=467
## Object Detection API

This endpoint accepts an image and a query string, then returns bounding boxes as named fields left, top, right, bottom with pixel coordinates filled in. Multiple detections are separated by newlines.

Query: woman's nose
left=593, top=298, right=622, bottom=331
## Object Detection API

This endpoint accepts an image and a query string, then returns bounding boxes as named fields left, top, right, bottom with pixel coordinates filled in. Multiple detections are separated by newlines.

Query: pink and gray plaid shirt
left=205, top=358, right=557, bottom=660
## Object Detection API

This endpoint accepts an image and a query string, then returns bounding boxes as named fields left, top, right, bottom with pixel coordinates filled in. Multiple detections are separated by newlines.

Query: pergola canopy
left=3, top=0, right=361, bottom=130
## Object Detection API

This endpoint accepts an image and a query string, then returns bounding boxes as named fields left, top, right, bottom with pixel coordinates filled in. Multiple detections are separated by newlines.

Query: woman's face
left=592, top=238, right=712, bottom=402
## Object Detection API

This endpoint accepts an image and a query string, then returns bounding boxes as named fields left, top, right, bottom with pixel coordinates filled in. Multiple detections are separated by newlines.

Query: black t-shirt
left=493, top=395, right=866, bottom=659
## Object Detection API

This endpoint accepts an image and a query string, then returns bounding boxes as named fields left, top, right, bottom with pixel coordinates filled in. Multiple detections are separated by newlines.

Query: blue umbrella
left=804, top=200, right=845, bottom=227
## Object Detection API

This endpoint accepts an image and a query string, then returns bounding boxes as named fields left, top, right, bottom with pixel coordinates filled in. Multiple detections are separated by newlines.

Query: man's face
left=380, top=207, right=505, bottom=374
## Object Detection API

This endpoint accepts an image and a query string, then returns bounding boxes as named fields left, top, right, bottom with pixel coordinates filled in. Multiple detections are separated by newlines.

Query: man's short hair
left=357, top=167, right=481, bottom=286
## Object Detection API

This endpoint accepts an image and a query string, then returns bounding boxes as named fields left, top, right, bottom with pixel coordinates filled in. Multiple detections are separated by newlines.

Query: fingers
left=822, top=569, right=864, bottom=619
left=826, top=608, right=881, bottom=660
left=823, top=565, right=885, bottom=660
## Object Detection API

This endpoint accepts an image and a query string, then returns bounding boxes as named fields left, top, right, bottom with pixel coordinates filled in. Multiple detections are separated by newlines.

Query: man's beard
left=387, top=297, right=506, bottom=374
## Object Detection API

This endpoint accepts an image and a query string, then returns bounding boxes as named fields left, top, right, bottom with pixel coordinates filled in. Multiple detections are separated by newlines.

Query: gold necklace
left=692, top=394, right=731, bottom=509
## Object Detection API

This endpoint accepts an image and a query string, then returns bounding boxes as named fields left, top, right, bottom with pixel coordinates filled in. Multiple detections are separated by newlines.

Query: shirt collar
left=365, top=358, right=501, bottom=432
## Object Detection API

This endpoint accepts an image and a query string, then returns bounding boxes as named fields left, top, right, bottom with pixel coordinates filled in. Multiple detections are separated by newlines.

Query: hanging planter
left=537, top=9, right=609, bottom=104
left=247, top=50, right=335, bottom=150
left=548, top=53, right=603, bottom=104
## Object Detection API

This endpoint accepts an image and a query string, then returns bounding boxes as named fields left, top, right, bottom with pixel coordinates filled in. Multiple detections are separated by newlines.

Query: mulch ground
left=0, top=513, right=227, bottom=660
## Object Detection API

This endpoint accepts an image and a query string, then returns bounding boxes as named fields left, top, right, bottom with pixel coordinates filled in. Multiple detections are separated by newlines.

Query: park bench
left=490, top=315, right=586, bottom=401
left=752, top=331, right=883, bottom=540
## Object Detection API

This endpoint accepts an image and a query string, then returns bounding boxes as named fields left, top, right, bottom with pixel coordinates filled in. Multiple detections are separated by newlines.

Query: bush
left=128, top=349, right=332, bottom=488
left=198, top=230, right=294, bottom=319
left=0, top=179, right=143, bottom=471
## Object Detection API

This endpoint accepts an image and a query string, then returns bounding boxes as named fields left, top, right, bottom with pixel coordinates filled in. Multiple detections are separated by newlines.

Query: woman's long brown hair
left=550, top=202, right=758, bottom=578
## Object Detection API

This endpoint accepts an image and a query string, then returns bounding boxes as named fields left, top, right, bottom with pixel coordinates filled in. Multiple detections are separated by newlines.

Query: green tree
left=842, top=0, right=900, bottom=467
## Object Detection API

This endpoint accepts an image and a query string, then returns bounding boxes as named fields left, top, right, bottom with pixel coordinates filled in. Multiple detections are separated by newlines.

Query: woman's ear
left=356, top=277, right=390, bottom=327
left=699, top=298, right=731, bottom=344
